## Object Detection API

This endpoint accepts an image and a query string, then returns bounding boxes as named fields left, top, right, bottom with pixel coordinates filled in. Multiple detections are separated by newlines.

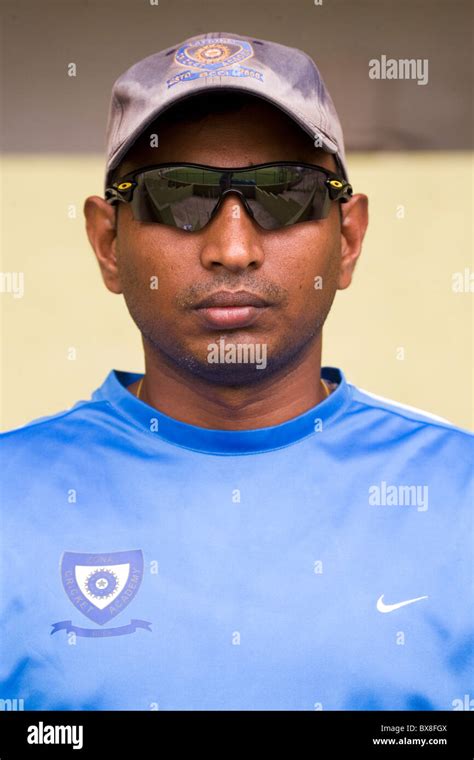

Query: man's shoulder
left=0, top=369, right=130, bottom=450
left=348, top=381, right=473, bottom=444
left=0, top=397, right=112, bottom=449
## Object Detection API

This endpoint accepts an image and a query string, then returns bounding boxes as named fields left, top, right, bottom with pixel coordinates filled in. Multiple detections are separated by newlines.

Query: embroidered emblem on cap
left=167, top=37, right=263, bottom=88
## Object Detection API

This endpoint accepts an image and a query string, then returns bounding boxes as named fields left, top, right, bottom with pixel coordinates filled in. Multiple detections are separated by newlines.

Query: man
left=1, top=32, right=472, bottom=711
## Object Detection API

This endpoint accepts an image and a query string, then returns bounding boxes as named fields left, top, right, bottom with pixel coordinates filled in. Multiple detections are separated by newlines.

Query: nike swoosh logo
left=376, top=594, right=429, bottom=613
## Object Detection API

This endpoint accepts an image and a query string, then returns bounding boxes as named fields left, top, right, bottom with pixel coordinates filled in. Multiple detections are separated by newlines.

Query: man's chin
left=176, top=356, right=272, bottom=387
left=168, top=338, right=314, bottom=388
left=149, top=327, right=321, bottom=387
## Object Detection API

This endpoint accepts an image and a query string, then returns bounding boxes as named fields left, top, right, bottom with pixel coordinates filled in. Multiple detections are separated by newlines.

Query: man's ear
left=337, top=193, right=369, bottom=290
left=83, top=196, right=123, bottom=294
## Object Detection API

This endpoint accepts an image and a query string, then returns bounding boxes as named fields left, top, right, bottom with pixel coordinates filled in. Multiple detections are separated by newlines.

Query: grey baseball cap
left=104, top=31, right=349, bottom=191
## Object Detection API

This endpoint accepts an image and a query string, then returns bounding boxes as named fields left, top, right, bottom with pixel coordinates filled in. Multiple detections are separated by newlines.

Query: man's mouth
left=193, top=290, right=271, bottom=329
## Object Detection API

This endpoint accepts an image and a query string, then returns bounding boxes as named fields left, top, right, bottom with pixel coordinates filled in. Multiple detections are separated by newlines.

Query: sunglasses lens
left=129, top=165, right=333, bottom=230
left=244, top=166, right=331, bottom=228
left=130, top=168, right=218, bottom=230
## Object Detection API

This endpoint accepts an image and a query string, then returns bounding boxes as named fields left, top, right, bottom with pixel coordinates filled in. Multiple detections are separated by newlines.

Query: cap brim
left=105, top=84, right=343, bottom=188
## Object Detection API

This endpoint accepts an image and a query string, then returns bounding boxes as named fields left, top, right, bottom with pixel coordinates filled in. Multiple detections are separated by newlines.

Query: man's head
left=84, top=90, right=368, bottom=387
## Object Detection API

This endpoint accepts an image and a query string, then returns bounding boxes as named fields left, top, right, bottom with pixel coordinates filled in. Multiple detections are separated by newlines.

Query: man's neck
left=128, top=340, right=331, bottom=431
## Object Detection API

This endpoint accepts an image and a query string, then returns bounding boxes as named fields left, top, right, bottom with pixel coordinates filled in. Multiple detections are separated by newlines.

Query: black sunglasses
left=105, top=161, right=353, bottom=232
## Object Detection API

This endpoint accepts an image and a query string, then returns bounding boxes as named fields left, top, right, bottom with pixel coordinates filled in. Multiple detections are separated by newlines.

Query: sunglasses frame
left=105, top=161, right=353, bottom=229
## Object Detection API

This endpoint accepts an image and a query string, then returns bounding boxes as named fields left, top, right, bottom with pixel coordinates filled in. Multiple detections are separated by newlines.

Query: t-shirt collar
left=91, top=366, right=351, bottom=455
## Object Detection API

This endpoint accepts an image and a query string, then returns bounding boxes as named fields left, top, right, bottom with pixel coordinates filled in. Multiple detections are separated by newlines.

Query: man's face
left=90, top=99, right=364, bottom=386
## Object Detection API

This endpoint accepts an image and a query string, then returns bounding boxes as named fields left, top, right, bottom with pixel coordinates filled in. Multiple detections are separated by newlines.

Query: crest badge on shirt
left=51, top=550, right=152, bottom=638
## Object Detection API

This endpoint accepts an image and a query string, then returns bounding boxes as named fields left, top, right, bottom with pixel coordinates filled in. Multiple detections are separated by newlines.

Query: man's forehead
left=115, top=93, right=337, bottom=176
left=117, top=145, right=335, bottom=179
left=135, top=102, right=304, bottom=144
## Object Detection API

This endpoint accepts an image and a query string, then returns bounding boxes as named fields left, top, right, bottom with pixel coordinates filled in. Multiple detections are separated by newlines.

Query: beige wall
left=1, top=151, right=473, bottom=432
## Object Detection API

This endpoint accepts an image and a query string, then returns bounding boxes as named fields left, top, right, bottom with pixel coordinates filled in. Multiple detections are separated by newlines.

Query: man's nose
left=199, top=192, right=265, bottom=272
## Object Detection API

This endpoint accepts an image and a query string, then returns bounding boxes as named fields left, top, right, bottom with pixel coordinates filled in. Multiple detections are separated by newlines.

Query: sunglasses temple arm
left=337, top=183, right=353, bottom=203
left=105, top=188, right=132, bottom=205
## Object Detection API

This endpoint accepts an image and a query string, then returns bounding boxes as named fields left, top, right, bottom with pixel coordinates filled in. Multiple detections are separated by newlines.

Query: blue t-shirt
left=1, top=367, right=472, bottom=711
